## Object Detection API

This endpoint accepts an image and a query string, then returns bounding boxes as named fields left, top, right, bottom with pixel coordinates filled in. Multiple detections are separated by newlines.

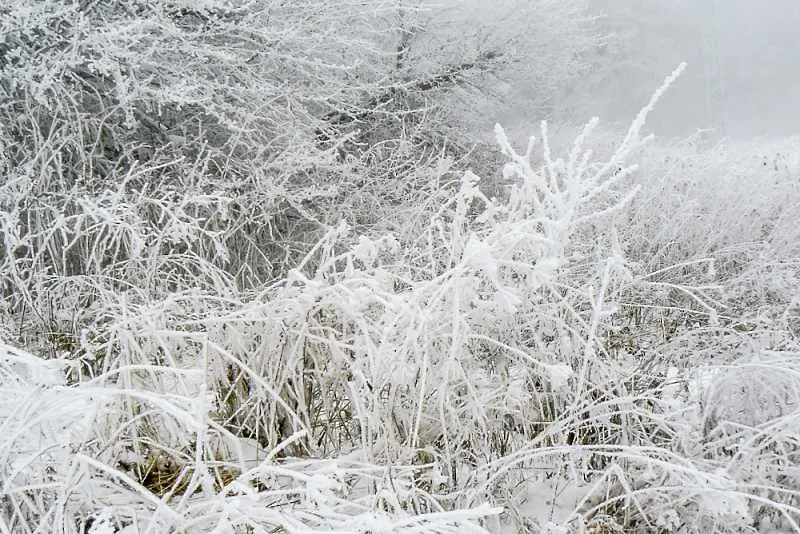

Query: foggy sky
left=591, top=0, right=800, bottom=139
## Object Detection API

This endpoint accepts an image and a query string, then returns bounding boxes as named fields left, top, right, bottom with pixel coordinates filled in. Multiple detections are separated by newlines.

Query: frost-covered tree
left=0, top=0, right=603, bottom=332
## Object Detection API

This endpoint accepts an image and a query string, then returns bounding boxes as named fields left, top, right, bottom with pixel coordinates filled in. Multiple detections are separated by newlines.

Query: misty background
left=598, top=0, right=800, bottom=139
left=498, top=0, right=800, bottom=141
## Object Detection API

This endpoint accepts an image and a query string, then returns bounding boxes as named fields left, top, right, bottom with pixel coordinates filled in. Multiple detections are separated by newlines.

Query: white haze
left=589, top=0, right=800, bottom=139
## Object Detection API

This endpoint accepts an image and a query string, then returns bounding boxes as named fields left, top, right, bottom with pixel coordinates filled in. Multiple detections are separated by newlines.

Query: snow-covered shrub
left=0, top=60, right=681, bottom=531
left=0, top=339, right=505, bottom=533
left=612, top=134, right=800, bottom=331
left=187, top=64, right=741, bottom=533
left=0, top=0, right=607, bottom=356
left=3, top=1, right=800, bottom=526
left=569, top=117, right=800, bottom=532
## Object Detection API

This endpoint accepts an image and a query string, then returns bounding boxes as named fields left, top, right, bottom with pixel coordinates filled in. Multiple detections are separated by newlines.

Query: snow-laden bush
left=0, top=0, right=606, bottom=358
left=4, top=40, right=800, bottom=532
left=0, top=57, right=671, bottom=530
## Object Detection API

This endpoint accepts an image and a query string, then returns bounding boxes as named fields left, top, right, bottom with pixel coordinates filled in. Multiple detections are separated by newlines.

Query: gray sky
left=588, top=0, right=800, bottom=139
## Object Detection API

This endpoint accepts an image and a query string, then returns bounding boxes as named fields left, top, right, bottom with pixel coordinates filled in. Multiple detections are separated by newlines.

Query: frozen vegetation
left=1, top=1, right=799, bottom=533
